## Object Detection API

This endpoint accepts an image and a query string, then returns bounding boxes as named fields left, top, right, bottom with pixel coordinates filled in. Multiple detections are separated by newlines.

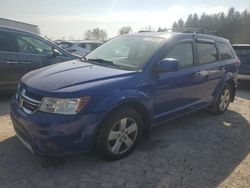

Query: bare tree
left=84, top=28, right=108, bottom=41
left=84, top=30, right=93, bottom=40
left=118, top=26, right=132, bottom=35
left=140, top=26, right=154, bottom=32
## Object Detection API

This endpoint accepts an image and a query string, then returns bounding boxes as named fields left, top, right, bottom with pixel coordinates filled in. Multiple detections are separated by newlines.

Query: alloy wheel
left=219, top=88, right=230, bottom=111
left=108, top=118, right=138, bottom=155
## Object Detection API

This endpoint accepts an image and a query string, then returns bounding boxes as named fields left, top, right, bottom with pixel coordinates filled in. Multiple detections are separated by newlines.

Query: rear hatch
left=233, top=45, right=250, bottom=75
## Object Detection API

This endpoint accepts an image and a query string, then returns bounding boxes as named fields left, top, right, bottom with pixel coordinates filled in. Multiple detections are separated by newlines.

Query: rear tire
left=210, top=83, right=232, bottom=115
left=95, top=107, right=143, bottom=161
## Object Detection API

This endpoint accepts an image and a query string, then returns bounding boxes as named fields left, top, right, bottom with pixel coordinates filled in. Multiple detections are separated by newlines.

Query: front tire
left=95, top=107, right=143, bottom=161
left=210, top=83, right=232, bottom=114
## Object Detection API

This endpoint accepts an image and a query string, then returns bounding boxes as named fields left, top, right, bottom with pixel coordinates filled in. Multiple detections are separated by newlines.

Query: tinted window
left=80, top=43, right=98, bottom=50
left=0, top=31, right=15, bottom=52
left=197, top=43, right=218, bottom=64
left=217, top=42, right=234, bottom=60
left=85, top=44, right=92, bottom=50
left=80, top=43, right=86, bottom=48
left=89, top=43, right=101, bottom=49
left=14, top=34, right=53, bottom=55
left=60, top=42, right=73, bottom=49
left=233, top=46, right=250, bottom=56
left=166, top=42, right=194, bottom=68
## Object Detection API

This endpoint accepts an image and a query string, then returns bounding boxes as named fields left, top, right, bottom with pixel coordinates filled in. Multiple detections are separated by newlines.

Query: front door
left=10, top=32, right=62, bottom=77
left=0, top=30, right=20, bottom=90
left=154, top=40, right=200, bottom=123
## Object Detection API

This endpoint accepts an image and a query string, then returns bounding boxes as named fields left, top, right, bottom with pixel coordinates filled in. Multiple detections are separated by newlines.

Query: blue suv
left=10, top=32, right=240, bottom=160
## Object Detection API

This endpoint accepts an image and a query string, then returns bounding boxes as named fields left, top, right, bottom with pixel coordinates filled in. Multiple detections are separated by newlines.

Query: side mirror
left=46, top=48, right=61, bottom=58
left=52, top=48, right=61, bottom=57
left=156, top=58, right=179, bottom=73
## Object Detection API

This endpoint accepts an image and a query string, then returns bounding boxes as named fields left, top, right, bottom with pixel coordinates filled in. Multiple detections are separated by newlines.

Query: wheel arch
left=225, top=79, right=236, bottom=102
left=111, top=101, right=152, bottom=138
left=94, top=100, right=152, bottom=141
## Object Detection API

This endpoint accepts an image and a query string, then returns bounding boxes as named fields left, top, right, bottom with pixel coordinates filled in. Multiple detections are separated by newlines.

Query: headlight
left=15, top=84, right=20, bottom=99
left=39, top=97, right=90, bottom=115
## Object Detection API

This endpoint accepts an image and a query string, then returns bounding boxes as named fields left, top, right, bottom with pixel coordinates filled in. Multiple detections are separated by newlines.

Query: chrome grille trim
left=20, top=94, right=41, bottom=104
left=18, top=89, right=42, bottom=114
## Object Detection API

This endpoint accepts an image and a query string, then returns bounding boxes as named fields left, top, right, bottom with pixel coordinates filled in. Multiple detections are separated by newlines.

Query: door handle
left=6, top=61, right=19, bottom=64
left=193, top=71, right=209, bottom=78
left=20, top=61, right=31, bottom=65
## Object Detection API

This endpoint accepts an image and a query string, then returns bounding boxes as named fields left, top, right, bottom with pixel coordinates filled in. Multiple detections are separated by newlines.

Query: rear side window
left=0, top=31, right=15, bottom=52
left=80, top=43, right=101, bottom=50
left=166, top=42, right=194, bottom=68
left=60, top=42, right=73, bottom=49
left=197, top=43, right=218, bottom=64
left=80, top=43, right=86, bottom=48
left=90, top=43, right=101, bottom=49
left=217, top=42, right=234, bottom=60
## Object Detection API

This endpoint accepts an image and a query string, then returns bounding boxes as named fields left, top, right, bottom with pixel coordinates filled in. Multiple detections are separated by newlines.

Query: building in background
left=0, top=18, right=40, bottom=34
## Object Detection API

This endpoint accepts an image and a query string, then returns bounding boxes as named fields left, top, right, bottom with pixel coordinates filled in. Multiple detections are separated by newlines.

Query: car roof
left=232, top=44, right=250, bottom=47
left=76, top=41, right=102, bottom=44
left=126, top=31, right=230, bottom=43
left=61, top=40, right=102, bottom=44
left=0, top=26, right=38, bottom=36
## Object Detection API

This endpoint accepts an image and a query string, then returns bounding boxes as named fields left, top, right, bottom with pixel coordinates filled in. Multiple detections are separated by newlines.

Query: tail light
left=235, top=59, right=241, bottom=67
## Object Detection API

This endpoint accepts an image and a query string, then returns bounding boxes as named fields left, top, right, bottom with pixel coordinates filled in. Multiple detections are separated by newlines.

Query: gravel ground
left=0, top=83, right=249, bottom=188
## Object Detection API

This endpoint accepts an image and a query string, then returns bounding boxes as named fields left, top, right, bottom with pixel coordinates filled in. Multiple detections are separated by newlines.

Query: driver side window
left=166, top=42, right=194, bottom=69
left=14, top=33, right=53, bottom=55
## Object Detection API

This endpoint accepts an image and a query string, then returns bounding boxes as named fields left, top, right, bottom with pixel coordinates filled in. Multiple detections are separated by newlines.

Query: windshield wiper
left=86, top=58, right=120, bottom=68
left=80, top=56, right=87, bottom=61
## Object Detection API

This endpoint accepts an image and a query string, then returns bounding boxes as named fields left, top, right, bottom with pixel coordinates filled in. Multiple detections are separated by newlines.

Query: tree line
left=171, top=7, right=250, bottom=43
left=82, top=7, right=249, bottom=43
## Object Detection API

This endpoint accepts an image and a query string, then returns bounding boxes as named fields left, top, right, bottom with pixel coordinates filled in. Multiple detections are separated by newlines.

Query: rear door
left=195, top=39, right=224, bottom=103
left=0, top=30, right=20, bottom=90
left=10, top=31, right=63, bottom=77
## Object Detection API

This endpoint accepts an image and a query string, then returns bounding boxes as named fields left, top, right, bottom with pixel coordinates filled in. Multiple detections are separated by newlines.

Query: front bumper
left=10, top=97, right=104, bottom=156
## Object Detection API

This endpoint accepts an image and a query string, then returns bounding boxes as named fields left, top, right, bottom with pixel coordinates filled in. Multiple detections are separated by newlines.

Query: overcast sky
left=0, top=0, right=249, bottom=39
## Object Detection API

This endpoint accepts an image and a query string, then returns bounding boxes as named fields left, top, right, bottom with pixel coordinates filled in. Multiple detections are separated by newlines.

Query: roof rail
left=158, top=28, right=218, bottom=36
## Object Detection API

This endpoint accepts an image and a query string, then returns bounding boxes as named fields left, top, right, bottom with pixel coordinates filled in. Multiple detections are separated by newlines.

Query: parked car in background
left=59, top=41, right=102, bottom=56
left=11, top=32, right=240, bottom=160
left=233, top=44, right=250, bottom=81
left=0, top=27, right=79, bottom=91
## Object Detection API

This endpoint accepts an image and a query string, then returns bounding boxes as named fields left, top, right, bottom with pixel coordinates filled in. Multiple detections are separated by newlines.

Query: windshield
left=85, top=36, right=164, bottom=70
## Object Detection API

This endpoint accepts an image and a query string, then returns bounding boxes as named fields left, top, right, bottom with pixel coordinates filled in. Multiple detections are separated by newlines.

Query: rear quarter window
left=61, top=42, right=73, bottom=49
left=217, top=42, right=234, bottom=60
left=197, top=42, right=218, bottom=64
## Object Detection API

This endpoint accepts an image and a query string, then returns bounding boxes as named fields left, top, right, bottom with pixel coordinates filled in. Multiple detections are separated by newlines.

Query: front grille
left=18, top=88, right=42, bottom=114
left=25, top=90, right=43, bottom=101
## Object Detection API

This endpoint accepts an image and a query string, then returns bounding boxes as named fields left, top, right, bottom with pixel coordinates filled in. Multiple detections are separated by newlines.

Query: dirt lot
left=0, top=83, right=249, bottom=188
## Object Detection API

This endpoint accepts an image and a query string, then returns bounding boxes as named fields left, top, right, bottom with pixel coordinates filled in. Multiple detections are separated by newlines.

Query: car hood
left=21, top=60, right=138, bottom=93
